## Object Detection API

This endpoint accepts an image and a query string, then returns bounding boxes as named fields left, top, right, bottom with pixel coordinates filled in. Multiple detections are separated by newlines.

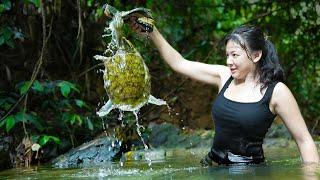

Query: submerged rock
left=51, top=137, right=121, bottom=168
left=147, top=123, right=213, bottom=149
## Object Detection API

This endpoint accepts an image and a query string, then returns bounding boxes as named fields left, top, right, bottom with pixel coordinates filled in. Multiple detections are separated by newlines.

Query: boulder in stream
left=51, top=137, right=121, bottom=168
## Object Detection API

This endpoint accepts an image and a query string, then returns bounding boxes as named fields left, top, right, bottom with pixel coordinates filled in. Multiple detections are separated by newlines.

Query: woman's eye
left=232, top=54, right=238, bottom=57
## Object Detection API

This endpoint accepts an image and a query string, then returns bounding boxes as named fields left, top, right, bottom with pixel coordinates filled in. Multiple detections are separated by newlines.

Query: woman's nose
left=226, top=56, right=233, bottom=66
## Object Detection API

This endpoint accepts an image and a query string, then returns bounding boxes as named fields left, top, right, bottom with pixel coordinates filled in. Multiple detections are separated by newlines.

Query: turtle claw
left=97, top=100, right=114, bottom=117
left=148, top=95, right=166, bottom=106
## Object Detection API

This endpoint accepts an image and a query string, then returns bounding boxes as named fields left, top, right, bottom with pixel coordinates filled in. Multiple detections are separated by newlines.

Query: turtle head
left=103, top=4, right=119, bottom=18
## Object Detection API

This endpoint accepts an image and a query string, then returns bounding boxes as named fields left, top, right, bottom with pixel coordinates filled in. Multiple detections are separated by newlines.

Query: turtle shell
left=103, top=47, right=151, bottom=110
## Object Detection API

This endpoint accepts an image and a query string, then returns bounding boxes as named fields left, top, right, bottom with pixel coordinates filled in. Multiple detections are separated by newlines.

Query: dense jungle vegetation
left=0, top=0, right=319, bottom=167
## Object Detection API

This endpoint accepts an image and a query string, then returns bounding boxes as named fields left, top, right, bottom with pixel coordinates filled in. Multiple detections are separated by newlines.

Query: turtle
left=94, top=4, right=166, bottom=117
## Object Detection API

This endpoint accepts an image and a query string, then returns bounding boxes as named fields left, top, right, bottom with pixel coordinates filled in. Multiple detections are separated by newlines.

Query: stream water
left=1, top=147, right=319, bottom=179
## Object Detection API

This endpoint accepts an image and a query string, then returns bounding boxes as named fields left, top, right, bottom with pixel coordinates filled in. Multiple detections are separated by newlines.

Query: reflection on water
left=0, top=148, right=319, bottom=179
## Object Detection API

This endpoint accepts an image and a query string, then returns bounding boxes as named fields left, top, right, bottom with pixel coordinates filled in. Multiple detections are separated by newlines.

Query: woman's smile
left=230, top=67, right=237, bottom=74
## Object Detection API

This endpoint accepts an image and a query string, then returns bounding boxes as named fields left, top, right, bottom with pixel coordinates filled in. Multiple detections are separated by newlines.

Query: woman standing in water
left=128, top=17, right=319, bottom=165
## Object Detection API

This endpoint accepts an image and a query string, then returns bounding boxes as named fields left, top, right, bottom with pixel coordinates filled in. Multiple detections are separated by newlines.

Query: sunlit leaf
left=39, top=135, right=61, bottom=146
left=39, top=135, right=50, bottom=146
left=32, top=80, right=44, bottom=92
left=5, top=115, right=15, bottom=132
left=50, top=136, right=61, bottom=144
left=59, top=82, right=71, bottom=97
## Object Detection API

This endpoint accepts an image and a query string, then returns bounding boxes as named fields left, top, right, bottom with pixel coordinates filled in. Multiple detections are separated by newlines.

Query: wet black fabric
left=210, top=76, right=278, bottom=165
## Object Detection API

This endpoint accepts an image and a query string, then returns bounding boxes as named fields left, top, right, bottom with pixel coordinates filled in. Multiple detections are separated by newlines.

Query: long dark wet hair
left=224, top=25, right=285, bottom=90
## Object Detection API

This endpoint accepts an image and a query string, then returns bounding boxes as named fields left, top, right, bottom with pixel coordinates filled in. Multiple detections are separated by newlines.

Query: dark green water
left=0, top=148, right=319, bottom=179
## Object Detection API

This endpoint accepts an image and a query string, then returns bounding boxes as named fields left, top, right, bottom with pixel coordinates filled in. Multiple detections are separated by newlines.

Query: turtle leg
left=97, top=100, right=114, bottom=117
left=147, top=95, right=166, bottom=106
left=93, top=55, right=110, bottom=62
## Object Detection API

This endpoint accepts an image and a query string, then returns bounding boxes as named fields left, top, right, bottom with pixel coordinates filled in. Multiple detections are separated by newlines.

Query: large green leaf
left=5, top=116, right=15, bottom=132
left=59, top=82, right=71, bottom=97
left=32, top=80, right=44, bottom=92
left=57, top=81, right=80, bottom=97
left=39, top=135, right=61, bottom=146
left=38, top=135, right=50, bottom=146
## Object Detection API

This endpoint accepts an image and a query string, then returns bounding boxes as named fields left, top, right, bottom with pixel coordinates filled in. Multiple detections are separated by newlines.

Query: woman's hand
left=124, top=13, right=155, bottom=36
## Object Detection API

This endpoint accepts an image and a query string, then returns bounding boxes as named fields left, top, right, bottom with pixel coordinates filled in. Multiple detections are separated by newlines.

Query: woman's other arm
left=271, top=82, right=319, bottom=163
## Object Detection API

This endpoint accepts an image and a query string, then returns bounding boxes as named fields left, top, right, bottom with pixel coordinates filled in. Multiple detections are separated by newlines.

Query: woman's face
left=225, top=40, right=255, bottom=80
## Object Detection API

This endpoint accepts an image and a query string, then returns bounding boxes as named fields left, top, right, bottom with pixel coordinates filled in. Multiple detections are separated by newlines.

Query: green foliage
left=38, top=135, right=61, bottom=146
left=0, top=79, right=100, bottom=158
left=57, top=81, right=80, bottom=98
left=0, top=115, right=15, bottom=132
left=31, top=135, right=61, bottom=147
left=0, top=0, right=11, bottom=14
left=24, top=0, right=40, bottom=8
left=0, top=111, right=44, bottom=133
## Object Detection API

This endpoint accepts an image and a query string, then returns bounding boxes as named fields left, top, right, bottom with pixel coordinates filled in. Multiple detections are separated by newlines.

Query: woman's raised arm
left=149, top=27, right=230, bottom=89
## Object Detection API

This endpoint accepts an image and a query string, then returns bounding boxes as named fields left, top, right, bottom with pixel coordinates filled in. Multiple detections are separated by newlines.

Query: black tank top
left=211, top=76, right=278, bottom=161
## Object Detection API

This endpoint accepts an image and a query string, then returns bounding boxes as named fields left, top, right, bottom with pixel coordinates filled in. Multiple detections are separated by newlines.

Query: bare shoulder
left=272, top=82, right=292, bottom=99
left=270, top=82, right=295, bottom=111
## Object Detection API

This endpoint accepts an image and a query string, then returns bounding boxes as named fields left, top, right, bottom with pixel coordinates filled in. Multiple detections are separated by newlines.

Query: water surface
left=0, top=147, right=318, bottom=179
